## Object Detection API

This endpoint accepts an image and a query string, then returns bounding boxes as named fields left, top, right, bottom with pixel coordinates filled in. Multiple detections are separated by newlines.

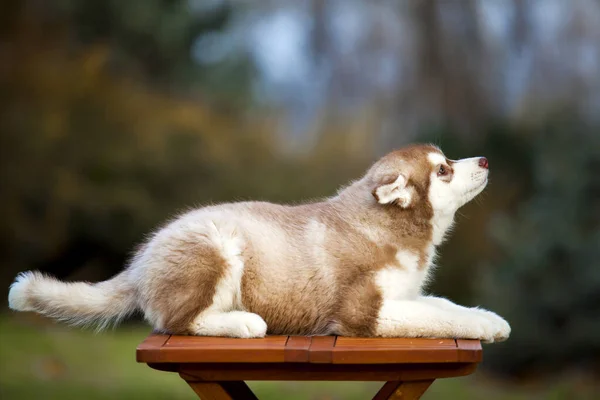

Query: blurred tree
left=409, top=0, right=490, bottom=139
left=49, top=0, right=254, bottom=102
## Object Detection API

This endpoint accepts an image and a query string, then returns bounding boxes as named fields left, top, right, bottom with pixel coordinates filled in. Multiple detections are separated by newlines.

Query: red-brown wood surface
left=137, top=335, right=288, bottom=364
left=332, top=337, right=480, bottom=364
left=456, top=339, right=484, bottom=363
left=136, top=334, right=482, bottom=365
left=309, top=336, right=337, bottom=363
left=284, top=336, right=311, bottom=362
left=138, top=334, right=483, bottom=400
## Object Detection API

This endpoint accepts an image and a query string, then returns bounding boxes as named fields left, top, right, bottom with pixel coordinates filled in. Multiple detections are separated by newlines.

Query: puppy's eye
left=438, top=165, right=447, bottom=176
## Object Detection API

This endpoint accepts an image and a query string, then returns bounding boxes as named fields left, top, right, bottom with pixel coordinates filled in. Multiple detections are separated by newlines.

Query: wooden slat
left=337, top=338, right=456, bottom=348
left=136, top=334, right=171, bottom=363
left=163, top=336, right=286, bottom=349
left=165, top=335, right=287, bottom=363
left=456, top=339, right=483, bottom=363
left=284, top=336, right=311, bottom=362
left=137, top=335, right=288, bottom=363
left=308, top=336, right=336, bottom=363
left=332, top=338, right=464, bottom=364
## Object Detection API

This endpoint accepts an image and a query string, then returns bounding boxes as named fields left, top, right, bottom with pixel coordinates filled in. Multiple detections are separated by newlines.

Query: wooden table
left=137, top=334, right=482, bottom=400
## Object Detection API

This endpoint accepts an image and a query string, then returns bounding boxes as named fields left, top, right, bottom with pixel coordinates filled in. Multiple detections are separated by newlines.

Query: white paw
left=232, top=312, right=268, bottom=338
left=456, top=315, right=498, bottom=343
left=190, top=311, right=268, bottom=338
left=472, top=309, right=511, bottom=343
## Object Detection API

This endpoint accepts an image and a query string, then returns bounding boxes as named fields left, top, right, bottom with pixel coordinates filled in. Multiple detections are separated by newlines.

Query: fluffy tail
left=8, top=270, right=137, bottom=330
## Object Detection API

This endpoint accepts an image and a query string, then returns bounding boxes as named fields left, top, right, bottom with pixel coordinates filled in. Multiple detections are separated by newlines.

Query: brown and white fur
left=8, top=144, right=510, bottom=342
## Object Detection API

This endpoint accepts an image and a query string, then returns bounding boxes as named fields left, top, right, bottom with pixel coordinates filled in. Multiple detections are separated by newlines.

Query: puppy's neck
left=430, top=212, right=455, bottom=246
left=332, top=182, right=436, bottom=245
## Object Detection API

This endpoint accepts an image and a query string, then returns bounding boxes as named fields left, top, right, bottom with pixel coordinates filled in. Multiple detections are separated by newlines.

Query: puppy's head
left=370, top=144, right=489, bottom=215
left=426, top=151, right=489, bottom=213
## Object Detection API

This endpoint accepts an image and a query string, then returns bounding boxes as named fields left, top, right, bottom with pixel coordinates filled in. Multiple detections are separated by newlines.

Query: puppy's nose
left=479, top=157, right=489, bottom=169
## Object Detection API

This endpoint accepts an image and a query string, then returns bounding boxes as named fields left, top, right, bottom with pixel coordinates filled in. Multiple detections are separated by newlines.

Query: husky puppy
left=8, top=144, right=510, bottom=342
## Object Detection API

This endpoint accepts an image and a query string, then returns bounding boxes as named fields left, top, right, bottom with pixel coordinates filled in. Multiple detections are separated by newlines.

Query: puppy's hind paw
left=189, top=311, right=268, bottom=338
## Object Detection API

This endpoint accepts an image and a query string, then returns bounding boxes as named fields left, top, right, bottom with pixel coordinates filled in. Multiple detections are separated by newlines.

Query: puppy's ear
left=372, top=174, right=413, bottom=207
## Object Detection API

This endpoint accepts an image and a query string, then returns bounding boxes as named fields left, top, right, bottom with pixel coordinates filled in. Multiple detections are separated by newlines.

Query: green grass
left=0, top=315, right=597, bottom=400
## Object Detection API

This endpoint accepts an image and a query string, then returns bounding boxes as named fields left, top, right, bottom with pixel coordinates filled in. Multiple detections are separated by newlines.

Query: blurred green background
left=1, top=1, right=599, bottom=399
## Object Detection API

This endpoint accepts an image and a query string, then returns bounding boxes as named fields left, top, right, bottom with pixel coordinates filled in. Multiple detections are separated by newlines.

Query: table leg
left=185, top=381, right=258, bottom=400
left=372, top=380, right=434, bottom=400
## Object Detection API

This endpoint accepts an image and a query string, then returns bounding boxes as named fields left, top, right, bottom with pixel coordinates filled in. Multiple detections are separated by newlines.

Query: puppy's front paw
left=235, top=312, right=268, bottom=338
left=472, top=308, right=511, bottom=343
left=474, top=316, right=498, bottom=344
left=454, top=315, right=497, bottom=343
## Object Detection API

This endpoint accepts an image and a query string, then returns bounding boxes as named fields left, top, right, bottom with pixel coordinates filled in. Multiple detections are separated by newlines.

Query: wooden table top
left=137, top=334, right=482, bottom=365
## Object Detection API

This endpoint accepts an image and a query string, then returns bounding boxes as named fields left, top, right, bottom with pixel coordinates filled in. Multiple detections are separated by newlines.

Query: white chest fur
left=375, top=247, right=435, bottom=300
